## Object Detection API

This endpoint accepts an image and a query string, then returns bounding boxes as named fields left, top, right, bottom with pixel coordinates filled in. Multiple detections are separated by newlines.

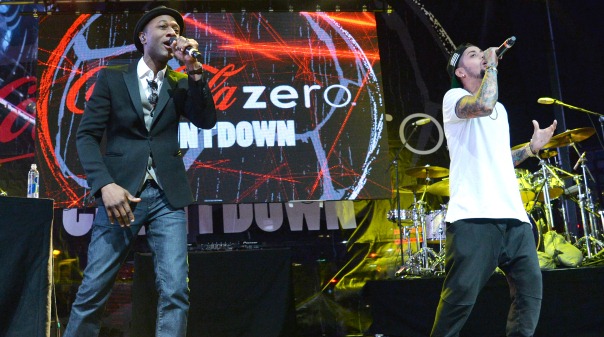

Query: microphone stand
left=549, top=99, right=604, bottom=150
left=389, top=124, right=420, bottom=277
left=544, top=99, right=604, bottom=249
left=548, top=99, right=602, bottom=118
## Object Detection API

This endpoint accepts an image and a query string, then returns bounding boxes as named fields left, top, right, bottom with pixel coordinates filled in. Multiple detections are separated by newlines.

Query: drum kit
left=389, top=126, right=604, bottom=277
left=389, top=165, right=450, bottom=277
left=512, top=127, right=604, bottom=258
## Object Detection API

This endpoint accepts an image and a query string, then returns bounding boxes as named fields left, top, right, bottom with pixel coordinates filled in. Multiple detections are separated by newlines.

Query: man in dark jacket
left=65, top=6, right=216, bottom=336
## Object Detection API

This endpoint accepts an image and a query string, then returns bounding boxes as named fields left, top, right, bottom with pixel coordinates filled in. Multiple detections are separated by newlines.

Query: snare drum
left=515, top=168, right=535, bottom=203
left=387, top=209, right=414, bottom=223
left=532, top=172, right=564, bottom=201
left=425, top=206, right=447, bottom=241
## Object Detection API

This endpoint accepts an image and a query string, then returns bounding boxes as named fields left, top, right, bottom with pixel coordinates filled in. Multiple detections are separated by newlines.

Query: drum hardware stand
left=415, top=180, right=435, bottom=271
left=393, top=182, right=443, bottom=277
left=538, top=163, right=577, bottom=237
left=433, top=204, right=447, bottom=253
left=535, top=159, right=556, bottom=231
left=539, top=101, right=604, bottom=253
left=570, top=144, right=604, bottom=257
left=400, top=175, right=441, bottom=277
left=391, top=157, right=406, bottom=269
left=388, top=152, right=450, bottom=278
left=389, top=121, right=447, bottom=277
left=550, top=165, right=577, bottom=241
left=388, top=123, right=422, bottom=274
left=394, top=194, right=434, bottom=277
left=429, top=204, right=447, bottom=275
left=411, top=190, right=427, bottom=255
left=396, top=198, right=428, bottom=277
left=556, top=194, right=572, bottom=242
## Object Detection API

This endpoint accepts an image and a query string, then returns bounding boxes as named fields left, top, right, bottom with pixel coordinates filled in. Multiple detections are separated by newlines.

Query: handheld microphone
left=411, top=118, right=432, bottom=126
left=168, top=37, right=202, bottom=61
left=496, top=36, right=516, bottom=58
left=537, top=97, right=556, bottom=105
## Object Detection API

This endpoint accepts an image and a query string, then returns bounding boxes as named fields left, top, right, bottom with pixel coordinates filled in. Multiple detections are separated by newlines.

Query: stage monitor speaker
left=132, top=248, right=297, bottom=337
left=0, top=197, right=54, bottom=337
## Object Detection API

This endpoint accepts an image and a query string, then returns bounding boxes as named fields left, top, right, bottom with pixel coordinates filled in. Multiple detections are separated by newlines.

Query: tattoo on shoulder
left=456, top=98, right=488, bottom=119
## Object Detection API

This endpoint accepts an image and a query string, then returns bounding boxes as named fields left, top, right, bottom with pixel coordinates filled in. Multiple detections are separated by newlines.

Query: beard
left=459, top=65, right=484, bottom=81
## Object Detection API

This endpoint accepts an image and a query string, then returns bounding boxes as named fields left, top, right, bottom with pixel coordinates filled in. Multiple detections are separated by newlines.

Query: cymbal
left=546, top=127, right=595, bottom=148
left=398, top=183, right=429, bottom=193
left=511, top=142, right=529, bottom=151
left=405, top=165, right=449, bottom=179
left=513, top=140, right=556, bottom=151
left=426, top=179, right=450, bottom=197
left=511, top=127, right=595, bottom=151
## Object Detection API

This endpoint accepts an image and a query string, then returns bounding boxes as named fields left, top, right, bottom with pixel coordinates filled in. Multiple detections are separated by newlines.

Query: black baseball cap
left=447, top=43, right=473, bottom=89
left=133, top=6, right=184, bottom=53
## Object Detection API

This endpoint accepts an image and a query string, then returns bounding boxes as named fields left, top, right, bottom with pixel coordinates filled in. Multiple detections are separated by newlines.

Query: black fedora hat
left=133, top=6, right=184, bottom=53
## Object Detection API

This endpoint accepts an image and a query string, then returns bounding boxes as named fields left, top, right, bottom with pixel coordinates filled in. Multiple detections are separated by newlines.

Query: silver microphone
left=168, top=37, right=202, bottom=61
left=496, top=36, right=516, bottom=58
left=411, top=118, right=432, bottom=126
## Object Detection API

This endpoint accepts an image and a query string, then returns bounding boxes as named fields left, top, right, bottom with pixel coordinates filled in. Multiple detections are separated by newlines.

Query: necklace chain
left=489, top=106, right=498, bottom=120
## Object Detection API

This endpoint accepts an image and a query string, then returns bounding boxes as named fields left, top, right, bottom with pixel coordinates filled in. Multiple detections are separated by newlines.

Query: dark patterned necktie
left=147, top=79, right=158, bottom=116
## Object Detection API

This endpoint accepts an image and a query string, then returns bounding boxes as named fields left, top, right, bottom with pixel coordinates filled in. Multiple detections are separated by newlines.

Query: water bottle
left=27, top=163, right=39, bottom=198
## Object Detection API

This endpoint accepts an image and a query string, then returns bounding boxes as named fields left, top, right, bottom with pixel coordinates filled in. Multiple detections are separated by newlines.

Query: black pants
left=431, top=219, right=543, bottom=337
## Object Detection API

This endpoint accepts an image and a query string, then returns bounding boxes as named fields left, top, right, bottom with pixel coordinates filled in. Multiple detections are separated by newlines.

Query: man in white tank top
left=430, top=43, right=557, bottom=337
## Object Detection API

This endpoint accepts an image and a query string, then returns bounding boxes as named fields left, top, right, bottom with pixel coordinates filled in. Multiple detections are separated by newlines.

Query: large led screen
left=36, top=11, right=390, bottom=207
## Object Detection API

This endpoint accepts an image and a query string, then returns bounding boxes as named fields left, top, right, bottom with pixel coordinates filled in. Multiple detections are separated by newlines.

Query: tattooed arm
left=455, top=67, right=498, bottom=119
left=455, top=47, right=499, bottom=119
left=512, top=144, right=536, bottom=167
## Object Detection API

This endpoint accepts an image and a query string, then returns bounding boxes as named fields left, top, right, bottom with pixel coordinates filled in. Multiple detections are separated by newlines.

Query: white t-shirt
left=443, top=88, right=529, bottom=223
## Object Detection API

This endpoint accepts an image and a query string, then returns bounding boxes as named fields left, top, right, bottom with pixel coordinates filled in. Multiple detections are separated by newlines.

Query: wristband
left=486, top=66, right=498, bottom=73
left=527, top=142, right=538, bottom=157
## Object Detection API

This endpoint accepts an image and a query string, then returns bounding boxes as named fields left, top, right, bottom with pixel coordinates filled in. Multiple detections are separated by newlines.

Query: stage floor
left=363, top=266, right=604, bottom=337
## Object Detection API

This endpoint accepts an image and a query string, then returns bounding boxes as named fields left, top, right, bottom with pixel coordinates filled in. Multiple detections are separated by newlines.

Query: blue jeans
left=64, top=181, right=189, bottom=337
